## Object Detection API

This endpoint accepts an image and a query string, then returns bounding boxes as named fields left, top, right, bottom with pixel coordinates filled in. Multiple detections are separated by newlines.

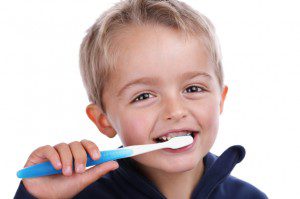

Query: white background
left=1, top=0, right=299, bottom=198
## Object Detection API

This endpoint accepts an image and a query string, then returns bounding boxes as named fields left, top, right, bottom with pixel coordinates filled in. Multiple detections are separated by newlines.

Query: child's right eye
left=132, top=93, right=154, bottom=103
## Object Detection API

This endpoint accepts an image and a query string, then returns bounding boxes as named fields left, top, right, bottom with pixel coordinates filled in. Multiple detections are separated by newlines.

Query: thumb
left=75, top=161, right=119, bottom=188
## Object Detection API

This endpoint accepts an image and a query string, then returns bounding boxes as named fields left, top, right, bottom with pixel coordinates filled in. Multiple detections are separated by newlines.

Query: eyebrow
left=117, top=71, right=212, bottom=97
left=117, top=77, right=159, bottom=97
left=181, top=71, right=212, bottom=81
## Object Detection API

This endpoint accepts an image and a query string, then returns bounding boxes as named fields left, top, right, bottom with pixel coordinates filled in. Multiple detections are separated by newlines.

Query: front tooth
left=157, top=131, right=193, bottom=141
left=169, top=131, right=190, bottom=138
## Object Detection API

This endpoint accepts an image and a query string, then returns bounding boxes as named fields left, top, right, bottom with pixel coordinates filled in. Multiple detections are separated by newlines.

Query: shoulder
left=212, top=175, right=268, bottom=199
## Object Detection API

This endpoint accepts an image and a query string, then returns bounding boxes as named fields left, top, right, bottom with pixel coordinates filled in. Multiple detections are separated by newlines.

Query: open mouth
left=153, top=130, right=197, bottom=143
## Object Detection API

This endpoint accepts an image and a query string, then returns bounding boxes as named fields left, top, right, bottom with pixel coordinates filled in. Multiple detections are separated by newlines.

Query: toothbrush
left=17, top=135, right=193, bottom=179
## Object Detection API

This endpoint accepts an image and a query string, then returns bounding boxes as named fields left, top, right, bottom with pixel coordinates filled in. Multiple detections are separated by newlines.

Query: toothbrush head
left=165, top=135, right=193, bottom=149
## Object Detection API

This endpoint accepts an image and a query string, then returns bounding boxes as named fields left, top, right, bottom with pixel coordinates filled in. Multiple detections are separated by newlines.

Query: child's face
left=101, top=25, right=227, bottom=173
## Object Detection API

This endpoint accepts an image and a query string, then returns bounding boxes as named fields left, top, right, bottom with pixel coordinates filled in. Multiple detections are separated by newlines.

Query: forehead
left=107, top=24, right=216, bottom=88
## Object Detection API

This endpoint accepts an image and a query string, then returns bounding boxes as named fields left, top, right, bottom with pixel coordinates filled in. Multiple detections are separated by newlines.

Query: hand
left=22, top=139, right=119, bottom=198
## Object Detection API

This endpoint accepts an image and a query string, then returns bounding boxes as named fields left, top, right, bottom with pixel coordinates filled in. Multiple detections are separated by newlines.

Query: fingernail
left=64, top=166, right=72, bottom=175
left=93, top=151, right=100, bottom=159
left=113, top=162, right=119, bottom=170
left=76, top=164, right=85, bottom=173
left=56, top=161, right=62, bottom=168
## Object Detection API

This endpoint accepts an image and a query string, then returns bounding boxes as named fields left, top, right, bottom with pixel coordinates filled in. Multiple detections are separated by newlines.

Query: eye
left=132, top=92, right=154, bottom=103
left=185, top=85, right=205, bottom=93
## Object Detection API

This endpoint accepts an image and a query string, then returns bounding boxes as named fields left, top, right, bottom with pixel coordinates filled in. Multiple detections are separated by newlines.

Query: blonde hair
left=79, top=0, right=223, bottom=112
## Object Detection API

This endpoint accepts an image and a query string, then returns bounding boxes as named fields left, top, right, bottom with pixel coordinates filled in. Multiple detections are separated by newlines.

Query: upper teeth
left=157, top=131, right=192, bottom=142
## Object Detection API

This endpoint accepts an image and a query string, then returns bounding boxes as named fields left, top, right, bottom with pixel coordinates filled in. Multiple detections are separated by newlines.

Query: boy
left=15, top=0, right=267, bottom=198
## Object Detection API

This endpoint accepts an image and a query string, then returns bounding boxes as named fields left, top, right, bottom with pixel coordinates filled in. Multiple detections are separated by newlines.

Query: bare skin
left=86, top=24, right=228, bottom=198
left=22, top=140, right=118, bottom=198
left=21, top=24, right=228, bottom=199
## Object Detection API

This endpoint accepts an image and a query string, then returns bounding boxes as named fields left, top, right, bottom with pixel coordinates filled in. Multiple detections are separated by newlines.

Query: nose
left=162, top=96, right=188, bottom=121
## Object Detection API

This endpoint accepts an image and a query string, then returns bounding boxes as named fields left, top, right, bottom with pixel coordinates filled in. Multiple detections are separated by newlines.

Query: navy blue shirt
left=15, top=145, right=267, bottom=198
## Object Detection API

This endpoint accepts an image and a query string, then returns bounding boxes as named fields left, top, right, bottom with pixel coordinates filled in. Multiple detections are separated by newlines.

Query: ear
left=219, top=85, right=228, bottom=114
left=86, top=104, right=117, bottom=138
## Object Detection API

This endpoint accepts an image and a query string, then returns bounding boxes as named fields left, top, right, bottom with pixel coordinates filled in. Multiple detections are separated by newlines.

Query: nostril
left=163, top=100, right=188, bottom=121
left=165, top=112, right=187, bottom=121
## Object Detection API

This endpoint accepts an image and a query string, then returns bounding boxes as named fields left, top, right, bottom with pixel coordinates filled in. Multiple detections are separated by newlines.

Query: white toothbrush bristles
left=127, top=135, right=194, bottom=156
left=166, top=135, right=193, bottom=149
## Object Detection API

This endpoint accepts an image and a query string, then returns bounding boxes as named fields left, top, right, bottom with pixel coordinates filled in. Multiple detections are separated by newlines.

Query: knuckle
left=75, top=156, right=86, bottom=165
left=33, top=146, right=43, bottom=153
left=60, top=149, right=72, bottom=160
left=37, top=145, right=51, bottom=151
left=69, top=141, right=80, bottom=146
left=85, top=143, right=96, bottom=151
left=44, top=145, right=54, bottom=154
left=89, top=141, right=97, bottom=147
left=81, top=140, right=98, bottom=151
left=28, top=152, right=36, bottom=160
left=62, top=160, right=72, bottom=167
left=55, top=142, right=67, bottom=148
left=77, top=151, right=87, bottom=163
left=81, top=139, right=90, bottom=143
left=44, top=144, right=52, bottom=149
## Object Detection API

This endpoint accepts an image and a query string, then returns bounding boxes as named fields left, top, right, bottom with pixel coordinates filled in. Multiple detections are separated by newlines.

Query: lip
left=162, top=131, right=199, bottom=153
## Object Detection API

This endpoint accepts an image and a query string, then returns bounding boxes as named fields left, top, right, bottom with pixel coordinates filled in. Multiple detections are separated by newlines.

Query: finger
left=25, top=145, right=62, bottom=170
left=80, top=139, right=100, bottom=160
left=54, top=143, right=73, bottom=176
left=69, top=141, right=87, bottom=174
left=75, top=161, right=119, bottom=189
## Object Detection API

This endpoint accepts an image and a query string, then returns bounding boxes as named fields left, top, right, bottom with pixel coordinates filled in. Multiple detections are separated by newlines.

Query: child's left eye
left=184, top=85, right=205, bottom=93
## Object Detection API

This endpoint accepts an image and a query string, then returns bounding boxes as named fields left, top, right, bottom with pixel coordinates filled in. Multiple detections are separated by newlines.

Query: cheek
left=117, top=109, right=155, bottom=146
left=203, top=101, right=220, bottom=132
left=194, top=96, right=220, bottom=123
left=194, top=98, right=220, bottom=147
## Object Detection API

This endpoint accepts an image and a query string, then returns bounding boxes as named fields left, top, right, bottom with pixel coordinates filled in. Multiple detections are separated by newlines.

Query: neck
left=136, top=160, right=204, bottom=199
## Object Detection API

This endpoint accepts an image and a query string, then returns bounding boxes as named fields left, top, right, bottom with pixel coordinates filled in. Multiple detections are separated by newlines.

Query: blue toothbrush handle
left=17, top=148, right=133, bottom=179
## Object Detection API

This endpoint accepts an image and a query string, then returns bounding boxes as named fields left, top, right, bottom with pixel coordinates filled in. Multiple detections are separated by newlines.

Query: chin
left=163, top=164, right=196, bottom=173
left=161, top=157, right=201, bottom=173
left=132, top=148, right=204, bottom=175
left=140, top=155, right=201, bottom=174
